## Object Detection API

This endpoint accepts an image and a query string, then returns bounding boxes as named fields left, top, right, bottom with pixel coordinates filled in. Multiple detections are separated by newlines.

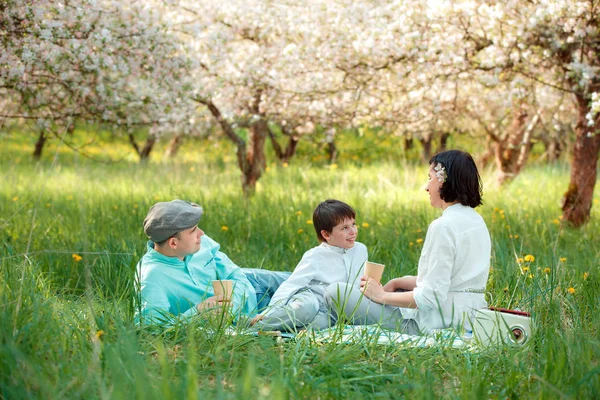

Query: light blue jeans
left=242, top=268, right=291, bottom=313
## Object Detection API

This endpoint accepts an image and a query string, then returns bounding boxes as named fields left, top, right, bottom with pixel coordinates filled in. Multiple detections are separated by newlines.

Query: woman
left=325, top=150, right=491, bottom=334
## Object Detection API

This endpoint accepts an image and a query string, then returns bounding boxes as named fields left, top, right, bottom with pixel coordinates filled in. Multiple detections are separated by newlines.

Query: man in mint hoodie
left=135, top=199, right=290, bottom=325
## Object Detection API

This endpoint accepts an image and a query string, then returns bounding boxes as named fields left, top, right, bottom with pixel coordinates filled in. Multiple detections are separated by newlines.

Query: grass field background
left=1, top=129, right=599, bottom=398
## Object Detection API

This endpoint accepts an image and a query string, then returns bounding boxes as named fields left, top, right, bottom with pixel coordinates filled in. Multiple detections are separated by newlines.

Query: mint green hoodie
left=135, top=235, right=257, bottom=324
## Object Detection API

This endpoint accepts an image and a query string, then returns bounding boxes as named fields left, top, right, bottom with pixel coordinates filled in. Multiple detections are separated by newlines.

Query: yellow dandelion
left=96, top=330, right=105, bottom=340
left=297, top=229, right=304, bottom=234
left=567, top=287, right=575, bottom=294
left=517, top=258, right=524, bottom=264
left=72, top=254, right=82, bottom=262
left=154, top=195, right=160, bottom=200
left=329, top=163, right=338, bottom=169
left=543, top=268, right=551, bottom=274
left=503, top=286, right=509, bottom=292
left=113, top=205, right=118, bottom=210
left=524, top=255, right=535, bottom=262
left=362, top=222, right=369, bottom=228
left=494, top=207, right=500, bottom=212
left=221, top=226, right=228, bottom=231
left=67, top=195, right=74, bottom=201
left=552, top=219, right=560, bottom=225
left=133, top=204, right=139, bottom=209
left=528, top=273, right=533, bottom=279
left=583, top=272, right=589, bottom=281
left=514, top=234, right=519, bottom=239
left=295, top=211, right=302, bottom=216
left=522, top=267, right=530, bottom=273
left=409, top=242, right=414, bottom=246
left=416, top=238, right=423, bottom=244
left=282, top=162, right=289, bottom=168
left=559, top=257, right=567, bottom=262
left=189, top=166, right=195, bottom=172
left=306, top=220, right=313, bottom=225
left=12, top=196, right=18, bottom=201
left=266, top=166, right=270, bottom=172
left=45, top=203, right=51, bottom=207
left=509, top=234, right=513, bottom=239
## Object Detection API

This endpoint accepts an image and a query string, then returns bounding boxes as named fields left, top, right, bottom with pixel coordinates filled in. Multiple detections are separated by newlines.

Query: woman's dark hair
left=429, top=150, right=483, bottom=208
left=313, top=199, right=356, bottom=242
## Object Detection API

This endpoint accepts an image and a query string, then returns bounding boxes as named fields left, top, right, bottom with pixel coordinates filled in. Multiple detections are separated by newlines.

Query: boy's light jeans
left=254, top=289, right=331, bottom=332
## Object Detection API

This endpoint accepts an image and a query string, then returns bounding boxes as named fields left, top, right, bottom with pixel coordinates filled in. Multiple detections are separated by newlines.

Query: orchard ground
left=1, top=130, right=599, bottom=398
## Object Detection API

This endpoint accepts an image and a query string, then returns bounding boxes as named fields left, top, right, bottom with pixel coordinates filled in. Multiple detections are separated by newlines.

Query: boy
left=252, top=199, right=368, bottom=331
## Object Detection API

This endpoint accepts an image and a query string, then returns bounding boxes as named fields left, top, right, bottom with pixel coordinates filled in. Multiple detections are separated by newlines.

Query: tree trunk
left=164, top=135, right=184, bottom=159
left=139, top=136, right=156, bottom=162
left=404, top=135, right=414, bottom=150
left=541, top=135, right=563, bottom=163
left=241, top=91, right=268, bottom=195
left=242, top=119, right=268, bottom=195
left=32, top=130, right=46, bottom=160
left=282, top=136, right=299, bottom=162
left=268, top=126, right=299, bottom=163
left=494, top=107, right=538, bottom=185
left=477, top=136, right=495, bottom=169
left=561, top=95, right=600, bottom=226
left=327, top=140, right=338, bottom=164
left=197, top=93, right=268, bottom=196
left=419, top=136, right=433, bottom=162
left=437, top=132, right=450, bottom=153
left=129, top=133, right=156, bottom=162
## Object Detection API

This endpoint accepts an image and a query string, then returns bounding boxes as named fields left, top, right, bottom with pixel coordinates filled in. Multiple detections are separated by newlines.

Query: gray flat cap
left=143, top=199, right=203, bottom=243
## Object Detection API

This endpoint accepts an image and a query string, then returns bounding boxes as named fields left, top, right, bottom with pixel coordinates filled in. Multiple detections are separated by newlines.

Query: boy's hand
left=250, top=314, right=265, bottom=326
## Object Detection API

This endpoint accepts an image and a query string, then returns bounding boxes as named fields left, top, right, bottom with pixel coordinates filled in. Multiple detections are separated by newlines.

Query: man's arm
left=213, top=250, right=258, bottom=316
left=135, top=278, right=177, bottom=325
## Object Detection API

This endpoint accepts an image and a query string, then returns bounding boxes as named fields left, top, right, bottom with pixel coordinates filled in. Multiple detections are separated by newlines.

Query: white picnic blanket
left=303, top=325, right=473, bottom=349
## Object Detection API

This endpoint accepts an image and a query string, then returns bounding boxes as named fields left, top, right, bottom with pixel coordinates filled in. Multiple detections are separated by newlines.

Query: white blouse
left=401, top=203, right=491, bottom=331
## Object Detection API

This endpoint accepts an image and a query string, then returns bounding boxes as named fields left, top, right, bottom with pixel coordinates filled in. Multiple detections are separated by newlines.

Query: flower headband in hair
left=434, top=163, right=446, bottom=183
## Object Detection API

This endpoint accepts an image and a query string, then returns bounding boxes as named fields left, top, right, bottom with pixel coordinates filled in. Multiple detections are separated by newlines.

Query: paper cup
left=212, top=280, right=234, bottom=303
left=364, top=261, right=385, bottom=283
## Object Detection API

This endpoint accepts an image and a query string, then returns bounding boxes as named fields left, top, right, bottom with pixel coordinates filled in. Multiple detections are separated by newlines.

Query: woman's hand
left=383, top=276, right=417, bottom=292
left=382, top=278, right=399, bottom=292
left=360, top=276, right=387, bottom=304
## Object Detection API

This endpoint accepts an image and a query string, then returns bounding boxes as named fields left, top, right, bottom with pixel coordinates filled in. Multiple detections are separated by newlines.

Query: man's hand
left=360, top=276, right=387, bottom=304
left=196, top=295, right=224, bottom=312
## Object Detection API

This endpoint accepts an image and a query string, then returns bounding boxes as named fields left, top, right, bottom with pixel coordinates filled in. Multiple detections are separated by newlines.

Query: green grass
left=1, top=129, right=599, bottom=398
